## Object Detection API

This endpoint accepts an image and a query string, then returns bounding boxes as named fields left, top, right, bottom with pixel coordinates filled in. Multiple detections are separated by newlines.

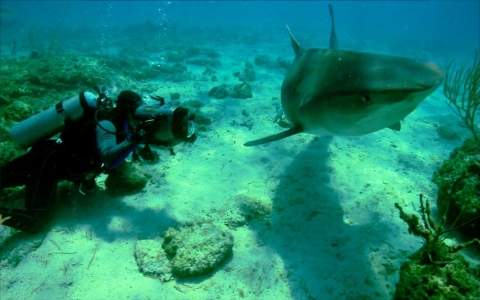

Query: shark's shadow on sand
left=252, top=138, right=396, bottom=298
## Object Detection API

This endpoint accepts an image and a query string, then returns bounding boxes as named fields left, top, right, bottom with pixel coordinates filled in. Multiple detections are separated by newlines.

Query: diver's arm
left=96, top=120, right=137, bottom=166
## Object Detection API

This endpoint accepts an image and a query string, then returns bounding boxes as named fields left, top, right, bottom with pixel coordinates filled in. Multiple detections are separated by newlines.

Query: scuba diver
left=0, top=88, right=196, bottom=233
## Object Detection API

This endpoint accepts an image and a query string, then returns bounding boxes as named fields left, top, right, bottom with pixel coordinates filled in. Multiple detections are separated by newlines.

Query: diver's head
left=116, top=90, right=143, bottom=116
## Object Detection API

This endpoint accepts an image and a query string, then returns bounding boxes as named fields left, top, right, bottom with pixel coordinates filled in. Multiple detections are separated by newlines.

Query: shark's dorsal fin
left=244, top=125, right=303, bottom=147
left=286, top=25, right=301, bottom=56
left=328, top=4, right=339, bottom=50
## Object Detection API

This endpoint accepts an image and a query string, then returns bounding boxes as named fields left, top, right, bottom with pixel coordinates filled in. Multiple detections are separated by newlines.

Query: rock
left=185, top=46, right=201, bottom=57
left=277, top=57, right=291, bottom=70
left=395, top=254, right=480, bottom=299
left=3, top=101, right=33, bottom=123
left=208, top=84, right=229, bottom=99
left=192, top=114, right=212, bottom=132
left=166, top=50, right=185, bottom=62
left=134, top=239, right=172, bottom=282
left=162, top=222, right=234, bottom=277
left=235, top=194, right=272, bottom=221
left=202, top=66, right=217, bottom=76
left=0, top=141, right=24, bottom=166
left=254, top=54, right=275, bottom=68
left=203, top=48, right=221, bottom=59
left=436, top=124, right=461, bottom=141
left=154, top=63, right=188, bottom=75
left=105, top=161, right=148, bottom=193
left=0, top=124, right=11, bottom=142
left=29, top=50, right=41, bottom=59
left=234, top=61, right=256, bottom=82
left=0, top=95, right=10, bottom=106
left=433, top=138, right=480, bottom=239
left=1, top=232, right=44, bottom=268
left=230, top=82, right=253, bottom=99
left=170, top=92, right=181, bottom=100
left=186, top=57, right=220, bottom=67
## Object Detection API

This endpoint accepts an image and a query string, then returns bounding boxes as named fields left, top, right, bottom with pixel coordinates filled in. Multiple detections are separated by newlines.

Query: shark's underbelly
left=294, top=100, right=420, bottom=136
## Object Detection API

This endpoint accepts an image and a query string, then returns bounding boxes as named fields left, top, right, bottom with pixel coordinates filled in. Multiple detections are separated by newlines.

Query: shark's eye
left=362, top=95, right=371, bottom=104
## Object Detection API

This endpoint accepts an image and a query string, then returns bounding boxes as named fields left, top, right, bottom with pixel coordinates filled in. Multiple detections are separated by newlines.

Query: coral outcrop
left=433, top=138, right=480, bottom=239
left=394, top=195, right=480, bottom=299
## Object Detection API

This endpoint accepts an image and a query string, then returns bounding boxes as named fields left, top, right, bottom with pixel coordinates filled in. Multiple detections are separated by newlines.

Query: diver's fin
left=244, top=126, right=303, bottom=147
left=388, top=122, right=401, bottom=131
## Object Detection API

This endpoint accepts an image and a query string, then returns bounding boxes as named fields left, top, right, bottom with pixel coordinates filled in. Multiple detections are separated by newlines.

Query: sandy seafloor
left=1, top=21, right=479, bottom=300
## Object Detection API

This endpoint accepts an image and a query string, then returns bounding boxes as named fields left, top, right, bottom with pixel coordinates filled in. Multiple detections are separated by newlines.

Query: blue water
left=1, top=1, right=479, bottom=59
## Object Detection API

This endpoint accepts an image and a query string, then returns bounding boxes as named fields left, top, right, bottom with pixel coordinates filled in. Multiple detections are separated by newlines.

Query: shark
left=244, top=4, right=443, bottom=147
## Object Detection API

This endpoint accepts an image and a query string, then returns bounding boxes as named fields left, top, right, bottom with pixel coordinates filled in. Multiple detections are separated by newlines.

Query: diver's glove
left=126, top=125, right=147, bottom=144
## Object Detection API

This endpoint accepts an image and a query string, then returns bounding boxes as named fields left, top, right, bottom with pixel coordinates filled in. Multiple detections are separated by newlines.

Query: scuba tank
left=10, top=92, right=98, bottom=149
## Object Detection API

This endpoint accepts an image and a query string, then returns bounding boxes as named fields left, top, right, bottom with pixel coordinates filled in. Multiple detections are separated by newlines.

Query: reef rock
left=254, top=54, right=276, bottom=68
left=234, top=61, right=256, bottom=82
left=433, top=138, right=480, bottom=239
left=162, top=222, right=234, bottom=277
left=208, top=84, right=229, bottom=99
left=105, top=161, right=148, bottom=193
left=134, top=239, right=172, bottom=282
left=230, top=82, right=253, bottom=99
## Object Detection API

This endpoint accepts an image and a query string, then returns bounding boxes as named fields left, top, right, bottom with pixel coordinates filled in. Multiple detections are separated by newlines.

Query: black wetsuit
left=0, top=117, right=137, bottom=233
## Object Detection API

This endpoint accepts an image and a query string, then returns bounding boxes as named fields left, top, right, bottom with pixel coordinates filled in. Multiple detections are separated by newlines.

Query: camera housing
left=134, top=104, right=196, bottom=148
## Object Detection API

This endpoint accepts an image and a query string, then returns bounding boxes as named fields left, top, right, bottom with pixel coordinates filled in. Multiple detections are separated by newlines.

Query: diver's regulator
left=10, top=90, right=196, bottom=150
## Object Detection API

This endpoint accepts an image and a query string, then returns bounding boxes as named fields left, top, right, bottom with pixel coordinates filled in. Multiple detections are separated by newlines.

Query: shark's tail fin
left=244, top=126, right=303, bottom=147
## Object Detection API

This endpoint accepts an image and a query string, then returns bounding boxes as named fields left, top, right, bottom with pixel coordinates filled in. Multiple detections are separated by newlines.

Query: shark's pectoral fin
left=244, top=126, right=304, bottom=147
left=272, top=108, right=284, bottom=123
left=388, top=122, right=401, bottom=131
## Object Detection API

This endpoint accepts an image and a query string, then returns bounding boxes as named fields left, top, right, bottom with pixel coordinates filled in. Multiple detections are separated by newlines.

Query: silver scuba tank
left=10, top=92, right=98, bottom=149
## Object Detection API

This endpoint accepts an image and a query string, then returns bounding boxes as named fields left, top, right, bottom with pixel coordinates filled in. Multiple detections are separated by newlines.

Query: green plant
left=444, top=51, right=480, bottom=140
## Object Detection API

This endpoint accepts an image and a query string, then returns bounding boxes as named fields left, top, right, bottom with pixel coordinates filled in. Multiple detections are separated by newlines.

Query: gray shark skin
left=244, top=4, right=443, bottom=147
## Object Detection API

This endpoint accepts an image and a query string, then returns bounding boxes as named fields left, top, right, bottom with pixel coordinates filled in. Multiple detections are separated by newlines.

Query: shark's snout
left=392, top=60, right=444, bottom=93
left=423, top=61, right=444, bottom=89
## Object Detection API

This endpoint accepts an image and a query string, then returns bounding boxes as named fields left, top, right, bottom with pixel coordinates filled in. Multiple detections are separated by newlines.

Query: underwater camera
left=134, top=96, right=197, bottom=148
